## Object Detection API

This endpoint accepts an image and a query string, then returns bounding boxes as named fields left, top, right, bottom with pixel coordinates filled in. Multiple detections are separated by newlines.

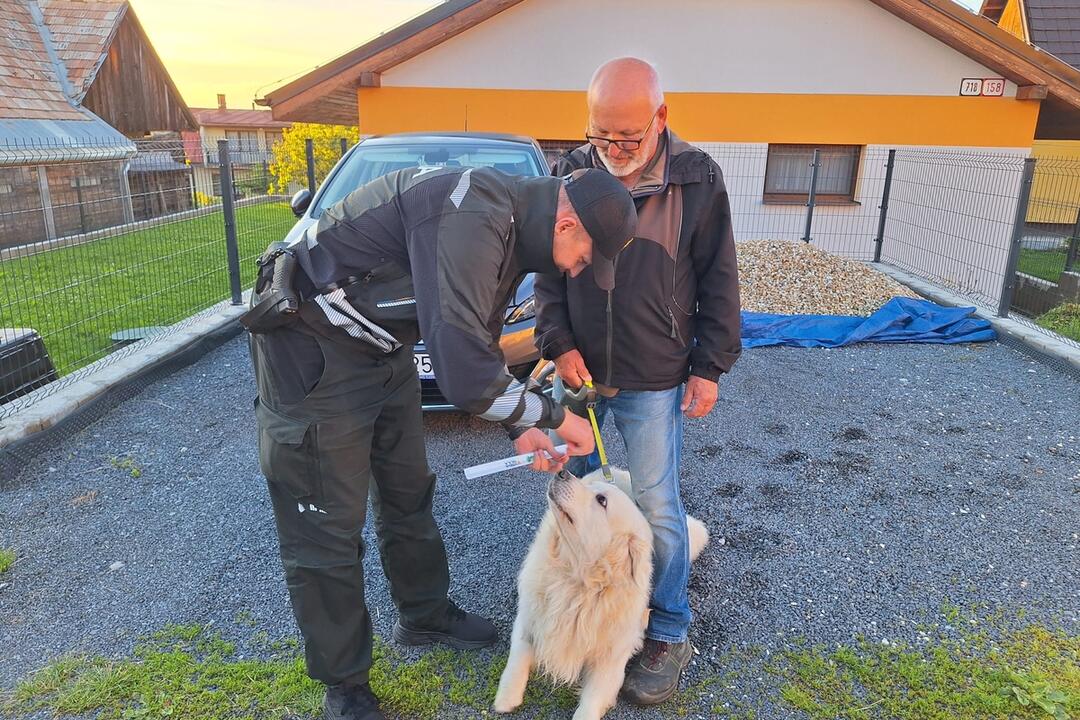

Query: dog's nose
left=554, top=470, right=575, bottom=483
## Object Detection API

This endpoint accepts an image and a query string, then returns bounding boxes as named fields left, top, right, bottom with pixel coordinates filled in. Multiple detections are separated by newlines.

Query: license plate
left=413, top=352, right=435, bottom=379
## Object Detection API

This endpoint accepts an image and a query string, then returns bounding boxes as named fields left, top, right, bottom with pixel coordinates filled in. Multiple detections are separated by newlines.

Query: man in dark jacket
left=535, top=57, right=741, bottom=707
left=246, top=165, right=636, bottom=720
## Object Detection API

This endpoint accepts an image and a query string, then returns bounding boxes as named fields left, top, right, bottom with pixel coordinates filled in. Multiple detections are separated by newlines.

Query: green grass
left=1, top=624, right=577, bottom=720
left=4, top=615, right=1076, bottom=720
left=776, top=623, right=1078, bottom=720
left=0, top=202, right=294, bottom=375
left=1018, top=248, right=1070, bottom=283
left=1037, top=303, right=1080, bottom=343
left=0, top=547, right=15, bottom=574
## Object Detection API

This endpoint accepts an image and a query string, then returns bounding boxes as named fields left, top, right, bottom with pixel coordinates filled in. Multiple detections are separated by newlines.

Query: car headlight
left=505, top=296, right=536, bottom=324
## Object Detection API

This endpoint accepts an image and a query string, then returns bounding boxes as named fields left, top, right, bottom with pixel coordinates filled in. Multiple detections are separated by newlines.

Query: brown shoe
left=620, top=638, right=694, bottom=705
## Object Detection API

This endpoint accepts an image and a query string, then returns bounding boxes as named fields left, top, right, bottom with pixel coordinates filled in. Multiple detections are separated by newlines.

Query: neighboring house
left=0, top=0, right=196, bottom=248
left=981, top=0, right=1080, bottom=226
left=257, top=0, right=1080, bottom=305
left=182, top=95, right=291, bottom=200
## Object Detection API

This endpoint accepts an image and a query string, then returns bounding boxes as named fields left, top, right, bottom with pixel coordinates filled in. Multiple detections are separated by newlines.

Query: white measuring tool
left=463, top=444, right=568, bottom=480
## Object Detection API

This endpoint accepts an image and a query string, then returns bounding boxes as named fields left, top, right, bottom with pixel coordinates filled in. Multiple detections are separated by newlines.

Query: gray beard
left=596, top=150, right=648, bottom=179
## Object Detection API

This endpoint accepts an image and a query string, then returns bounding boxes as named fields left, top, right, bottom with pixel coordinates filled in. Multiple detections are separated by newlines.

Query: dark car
left=284, top=132, right=549, bottom=410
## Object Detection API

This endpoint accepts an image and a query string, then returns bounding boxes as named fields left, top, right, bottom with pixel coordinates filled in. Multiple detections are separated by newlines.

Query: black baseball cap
left=562, top=168, right=637, bottom=290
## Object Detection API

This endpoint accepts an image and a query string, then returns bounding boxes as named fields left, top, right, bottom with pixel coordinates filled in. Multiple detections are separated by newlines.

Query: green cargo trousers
left=250, top=323, right=450, bottom=686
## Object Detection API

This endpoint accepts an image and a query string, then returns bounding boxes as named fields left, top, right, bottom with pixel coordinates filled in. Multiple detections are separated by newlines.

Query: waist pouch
left=332, top=260, right=421, bottom=348
left=242, top=242, right=421, bottom=352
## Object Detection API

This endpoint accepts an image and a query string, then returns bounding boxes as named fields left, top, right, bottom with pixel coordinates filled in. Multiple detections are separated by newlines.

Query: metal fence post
left=340, top=138, right=348, bottom=158
left=873, top=149, right=896, bottom=263
left=218, top=139, right=243, bottom=305
left=36, top=166, right=56, bottom=240
left=997, top=157, right=1037, bottom=318
left=305, top=138, right=316, bottom=194
left=1065, top=206, right=1080, bottom=273
left=801, top=148, right=821, bottom=243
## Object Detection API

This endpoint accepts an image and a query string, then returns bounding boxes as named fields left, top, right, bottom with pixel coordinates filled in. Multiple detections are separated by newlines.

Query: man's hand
left=513, top=428, right=568, bottom=472
left=556, top=412, right=596, bottom=457
left=681, top=376, right=718, bottom=418
left=513, top=412, right=596, bottom=473
left=554, top=349, right=592, bottom=389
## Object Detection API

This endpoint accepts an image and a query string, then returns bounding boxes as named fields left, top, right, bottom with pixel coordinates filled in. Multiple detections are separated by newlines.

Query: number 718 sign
left=960, top=78, right=1006, bottom=96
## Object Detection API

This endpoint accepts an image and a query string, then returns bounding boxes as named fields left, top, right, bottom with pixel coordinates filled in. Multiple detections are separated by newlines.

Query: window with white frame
left=226, top=130, right=259, bottom=151
left=763, top=144, right=861, bottom=203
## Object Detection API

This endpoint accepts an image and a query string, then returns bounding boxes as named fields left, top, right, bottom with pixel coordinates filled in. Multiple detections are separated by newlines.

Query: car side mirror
left=290, top=189, right=312, bottom=218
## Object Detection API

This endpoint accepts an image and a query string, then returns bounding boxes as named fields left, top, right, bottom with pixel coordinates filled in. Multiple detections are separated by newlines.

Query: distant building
left=0, top=0, right=196, bottom=247
left=182, top=94, right=292, bottom=200
left=981, top=0, right=1080, bottom=226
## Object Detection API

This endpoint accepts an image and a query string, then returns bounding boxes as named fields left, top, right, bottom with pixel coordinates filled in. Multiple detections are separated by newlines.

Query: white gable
left=384, top=0, right=1017, bottom=97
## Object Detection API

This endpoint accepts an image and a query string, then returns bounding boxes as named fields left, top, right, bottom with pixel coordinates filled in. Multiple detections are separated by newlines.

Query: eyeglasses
left=585, top=111, right=658, bottom=151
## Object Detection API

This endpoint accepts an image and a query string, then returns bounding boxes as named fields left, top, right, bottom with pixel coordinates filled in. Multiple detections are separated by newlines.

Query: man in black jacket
left=246, top=165, right=636, bottom=720
left=535, top=57, right=741, bottom=707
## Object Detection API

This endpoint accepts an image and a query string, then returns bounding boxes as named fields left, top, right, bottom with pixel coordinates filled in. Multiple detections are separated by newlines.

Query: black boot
left=322, top=682, right=386, bottom=720
left=392, top=601, right=497, bottom=649
left=620, top=638, right=694, bottom=706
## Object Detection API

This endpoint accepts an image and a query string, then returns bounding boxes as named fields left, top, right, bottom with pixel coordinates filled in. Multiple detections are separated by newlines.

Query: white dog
left=494, top=467, right=708, bottom=720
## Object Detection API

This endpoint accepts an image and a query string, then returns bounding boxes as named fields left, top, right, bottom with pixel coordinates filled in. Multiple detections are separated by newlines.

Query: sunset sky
left=128, top=0, right=439, bottom=110
left=129, top=0, right=986, bottom=112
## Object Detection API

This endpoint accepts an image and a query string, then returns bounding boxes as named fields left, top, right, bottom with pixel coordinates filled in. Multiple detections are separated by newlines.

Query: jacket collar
left=580, top=128, right=711, bottom=198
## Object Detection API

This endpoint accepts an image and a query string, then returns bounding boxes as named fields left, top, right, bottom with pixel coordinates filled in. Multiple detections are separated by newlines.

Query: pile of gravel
left=737, top=239, right=919, bottom=315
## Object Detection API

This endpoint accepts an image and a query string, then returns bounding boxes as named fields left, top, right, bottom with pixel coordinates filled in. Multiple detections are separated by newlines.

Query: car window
left=312, top=143, right=544, bottom=216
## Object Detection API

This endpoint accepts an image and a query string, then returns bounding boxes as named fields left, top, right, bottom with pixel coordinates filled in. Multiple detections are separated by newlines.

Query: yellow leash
left=583, top=381, right=613, bottom=482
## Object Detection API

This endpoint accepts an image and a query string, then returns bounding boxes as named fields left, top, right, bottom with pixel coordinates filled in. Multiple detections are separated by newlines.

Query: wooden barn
left=0, top=0, right=197, bottom=248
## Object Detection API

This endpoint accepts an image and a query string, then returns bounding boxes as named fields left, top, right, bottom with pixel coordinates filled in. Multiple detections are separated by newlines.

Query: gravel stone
left=1, top=335, right=1077, bottom=719
left=738, top=240, right=920, bottom=315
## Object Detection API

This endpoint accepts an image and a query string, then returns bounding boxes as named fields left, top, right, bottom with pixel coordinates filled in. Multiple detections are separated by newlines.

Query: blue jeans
left=553, top=378, right=691, bottom=644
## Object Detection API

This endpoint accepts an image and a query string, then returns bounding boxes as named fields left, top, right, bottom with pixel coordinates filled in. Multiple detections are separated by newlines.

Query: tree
left=269, top=123, right=359, bottom=195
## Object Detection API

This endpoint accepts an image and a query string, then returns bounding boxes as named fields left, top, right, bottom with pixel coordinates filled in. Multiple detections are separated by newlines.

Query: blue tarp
left=740, top=297, right=996, bottom=349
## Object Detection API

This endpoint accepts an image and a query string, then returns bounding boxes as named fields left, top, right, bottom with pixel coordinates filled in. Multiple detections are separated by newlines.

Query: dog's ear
left=608, top=533, right=652, bottom=586
left=626, top=534, right=652, bottom=586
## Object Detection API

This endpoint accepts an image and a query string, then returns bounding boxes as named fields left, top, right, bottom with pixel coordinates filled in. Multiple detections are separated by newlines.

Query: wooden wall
left=81, top=14, right=195, bottom=136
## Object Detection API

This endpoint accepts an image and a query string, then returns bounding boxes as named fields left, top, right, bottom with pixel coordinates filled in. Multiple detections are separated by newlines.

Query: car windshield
left=312, top=142, right=545, bottom=216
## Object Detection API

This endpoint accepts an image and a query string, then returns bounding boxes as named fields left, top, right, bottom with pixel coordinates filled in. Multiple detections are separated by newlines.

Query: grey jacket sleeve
left=689, top=162, right=742, bottom=381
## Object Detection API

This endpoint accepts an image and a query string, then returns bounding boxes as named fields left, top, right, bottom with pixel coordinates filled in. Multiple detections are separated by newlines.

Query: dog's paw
left=492, top=695, right=523, bottom=714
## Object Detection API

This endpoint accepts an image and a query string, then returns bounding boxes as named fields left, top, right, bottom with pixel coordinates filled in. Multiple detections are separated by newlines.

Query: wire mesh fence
left=1, top=137, right=1079, bottom=428
left=0, top=136, right=298, bottom=417
left=692, top=142, right=1079, bottom=348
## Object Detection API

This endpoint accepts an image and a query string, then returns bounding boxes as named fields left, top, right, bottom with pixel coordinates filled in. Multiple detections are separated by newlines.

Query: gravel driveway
left=1, top=334, right=1077, bottom=718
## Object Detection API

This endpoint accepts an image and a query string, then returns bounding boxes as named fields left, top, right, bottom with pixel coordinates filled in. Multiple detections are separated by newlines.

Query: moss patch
left=0, top=547, right=15, bottom=574
left=1036, top=303, right=1080, bottom=342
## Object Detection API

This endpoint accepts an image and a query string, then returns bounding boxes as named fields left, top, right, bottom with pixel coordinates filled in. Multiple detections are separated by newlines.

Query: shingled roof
left=37, top=0, right=127, bottom=101
left=1026, top=0, right=1080, bottom=69
left=0, top=0, right=85, bottom=121
left=0, top=0, right=194, bottom=159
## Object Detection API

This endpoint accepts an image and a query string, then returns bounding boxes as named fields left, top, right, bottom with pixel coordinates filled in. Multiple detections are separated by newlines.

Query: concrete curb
left=875, top=264, right=1080, bottom=373
left=0, top=293, right=250, bottom=450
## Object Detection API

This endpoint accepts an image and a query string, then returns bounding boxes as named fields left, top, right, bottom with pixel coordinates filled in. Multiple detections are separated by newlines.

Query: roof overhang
left=0, top=112, right=137, bottom=165
left=257, top=0, right=1080, bottom=130
left=866, top=0, right=1080, bottom=111
left=256, top=0, right=525, bottom=125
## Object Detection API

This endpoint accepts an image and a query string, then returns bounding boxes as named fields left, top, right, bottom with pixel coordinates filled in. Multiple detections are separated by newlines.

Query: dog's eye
left=595, top=494, right=607, bottom=509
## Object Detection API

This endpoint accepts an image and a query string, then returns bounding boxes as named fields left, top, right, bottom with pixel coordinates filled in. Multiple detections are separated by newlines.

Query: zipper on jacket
left=604, top=289, right=614, bottom=386
left=667, top=306, right=685, bottom=345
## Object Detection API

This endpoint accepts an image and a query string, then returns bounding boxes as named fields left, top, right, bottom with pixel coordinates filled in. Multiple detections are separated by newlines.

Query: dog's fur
left=494, top=467, right=708, bottom=720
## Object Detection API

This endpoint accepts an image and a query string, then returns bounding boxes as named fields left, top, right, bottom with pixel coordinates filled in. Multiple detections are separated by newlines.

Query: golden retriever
left=494, top=467, right=708, bottom=720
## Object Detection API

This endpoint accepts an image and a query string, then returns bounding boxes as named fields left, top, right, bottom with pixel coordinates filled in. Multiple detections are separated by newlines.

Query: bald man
left=534, top=57, right=741, bottom=706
